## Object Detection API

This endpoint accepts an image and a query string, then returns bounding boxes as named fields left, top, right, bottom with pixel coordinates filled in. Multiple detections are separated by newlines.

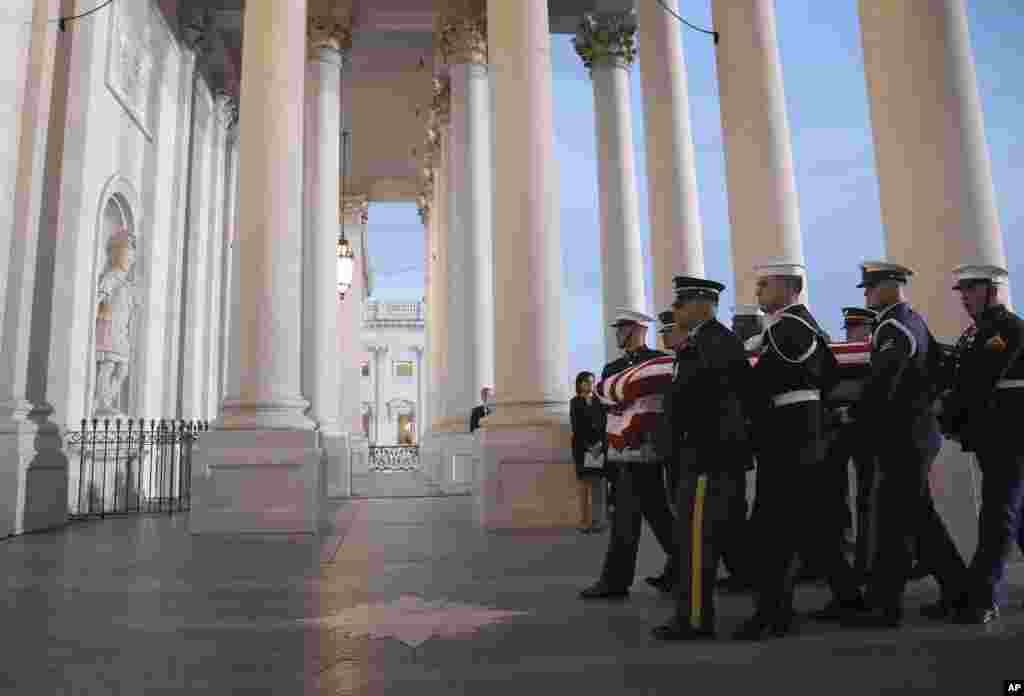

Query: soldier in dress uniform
left=734, top=261, right=865, bottom=640
left=840, top=261, right=968, bottom=629
left=651, top=276, right=754, bottom=640
left=656, top=309, right=685, bottom=514
left=934, top=264, right=1024, bottom=624
left=580, top=309, right=677, bottom=600
left=833, top=308, right=877, bottom=578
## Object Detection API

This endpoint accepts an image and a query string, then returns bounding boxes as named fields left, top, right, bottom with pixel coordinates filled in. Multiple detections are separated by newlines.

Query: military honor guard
left=651, top=276, right=754, bottom=641
left=935, top=264, right=1024, bottom=624
left=841, top=262, right=968, bottom=629
left=580, top=309, right=677, bottom=600
left=734, top=261, right=864, bottom=640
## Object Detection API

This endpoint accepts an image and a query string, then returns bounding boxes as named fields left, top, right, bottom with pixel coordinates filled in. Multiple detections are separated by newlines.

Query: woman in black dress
left=571, top=371, right=608, bottom=533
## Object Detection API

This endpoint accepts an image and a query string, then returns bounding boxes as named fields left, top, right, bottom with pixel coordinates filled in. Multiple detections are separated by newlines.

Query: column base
left=0, top=418, right=68, bottom=538
left=476, top=402, right=577, bottom=531
left=419, top=431, right=476, bottom=494
left=189, top=428, right=323, bottom=534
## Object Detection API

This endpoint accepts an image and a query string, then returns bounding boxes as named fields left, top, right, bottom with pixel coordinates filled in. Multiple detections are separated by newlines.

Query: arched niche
left=89, top=175, right=144, bottom=419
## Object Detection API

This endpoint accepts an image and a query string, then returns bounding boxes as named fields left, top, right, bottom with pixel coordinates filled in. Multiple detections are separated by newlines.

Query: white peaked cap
left=753, top=259, right=806, bottom=278
left=609, top=307, right=655, bottom=326
left=733, top=304, right=765, bottom=316
left=952, top=264, right=1009, bottom=286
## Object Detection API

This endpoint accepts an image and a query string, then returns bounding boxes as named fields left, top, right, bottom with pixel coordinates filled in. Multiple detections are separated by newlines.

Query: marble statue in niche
left=94, top=227, right=138, bottom=417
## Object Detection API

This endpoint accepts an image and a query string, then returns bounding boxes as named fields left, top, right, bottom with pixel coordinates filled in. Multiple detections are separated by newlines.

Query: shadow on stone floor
left=2, top=496, right=1023, bottom=695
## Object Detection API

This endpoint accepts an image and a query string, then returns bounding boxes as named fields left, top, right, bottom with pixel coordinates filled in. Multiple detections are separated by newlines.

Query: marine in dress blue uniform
left=841, top=262, right=968, bottom=629
left=734, top=261, right=864, bottom=640
left=580, top=309, right=677, bottom=600
left=651, top=277, right=754, bottom=641
left=937, top=264, right=1024, bottom=624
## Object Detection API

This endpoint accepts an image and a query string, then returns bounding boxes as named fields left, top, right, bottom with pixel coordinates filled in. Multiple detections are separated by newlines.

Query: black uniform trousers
left=598, top=450, right=677, bottom=590
left=824, top=423, right=878, bottom=576
left=752, top=402, right=862, bottom=618
left=867, top=436, right=967, bottom=609
left=672, top=463, right=744, bottom=631
left=966, top=448, right=1024, bottom=609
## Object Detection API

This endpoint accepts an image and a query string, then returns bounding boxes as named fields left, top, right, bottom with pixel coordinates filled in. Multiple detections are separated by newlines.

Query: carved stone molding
left=342, top=195, right=370, bottom=224
left=214, top=91, right=238, bottom=129
left=573, top=11, right=638, bottom=72
left=429, top=76, right=451, bottom=127
left=107, top=4, right=157, bottom=140
left=438, top=12, right=487, bottom=65
left=308, top=16, right=353, bottom=62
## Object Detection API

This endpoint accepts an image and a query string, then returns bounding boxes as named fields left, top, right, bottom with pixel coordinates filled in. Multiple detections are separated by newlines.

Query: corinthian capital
left=428, top=75, right=451, bottom=126
left=573, top=11, right=638, bottom=72
left=308, top=16, right=353, bottom=62
left=437, top=10, right=487, bottom=65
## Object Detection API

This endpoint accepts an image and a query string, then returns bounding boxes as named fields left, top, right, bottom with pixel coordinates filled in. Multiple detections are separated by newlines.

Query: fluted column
left=712, top=0, right=807, bottom=306
left=416, top=178, right=434, bottom=438
left=302, top=18, right=349, bottom=434
left=413, top=345, right=425, bottom=444
left=437, top=7, right=496, bottom=428
left=575, top=11, right=648, bottom=358
left=220, top=125, right=240, bottom=405
left=481, top=0, right=574, bottom=529
left=192, top=0, right=322, bottom=535
left=859, top=0, right=1010, bottom=340
left=371, top=344, right=388, bottom=444
left=426, top=79, right=451, bottom=437
left=637, top=0, right=705, bottom=309
left=0, top=0, right=66, bottom=538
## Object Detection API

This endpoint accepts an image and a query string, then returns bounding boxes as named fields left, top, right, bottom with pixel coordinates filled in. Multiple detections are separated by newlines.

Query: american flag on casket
left=749, top=339, right=872, bottom=406
left=594, top=355, right=675, bottom=452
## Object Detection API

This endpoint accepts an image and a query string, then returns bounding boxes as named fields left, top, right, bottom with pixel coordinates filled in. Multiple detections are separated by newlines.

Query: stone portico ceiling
left=176, top=0, right=634, bottom=202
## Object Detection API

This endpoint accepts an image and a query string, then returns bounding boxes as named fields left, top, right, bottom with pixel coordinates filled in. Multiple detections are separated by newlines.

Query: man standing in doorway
left=470, top=386, right=493, bottom=433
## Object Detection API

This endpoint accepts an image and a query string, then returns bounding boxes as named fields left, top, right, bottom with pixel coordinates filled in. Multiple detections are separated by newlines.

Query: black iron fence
left=65, top=419, right=208, bottom=519
left=368, top=445, right=419, bottom=472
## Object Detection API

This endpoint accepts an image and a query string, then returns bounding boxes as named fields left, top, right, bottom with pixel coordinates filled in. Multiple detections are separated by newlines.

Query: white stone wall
left=42, top=0, right=232, bottom=428
left=361, top=301, right=425, bottom=445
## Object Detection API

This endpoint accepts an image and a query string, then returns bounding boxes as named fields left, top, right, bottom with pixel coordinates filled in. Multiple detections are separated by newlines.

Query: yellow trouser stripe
left=690, top=474, right=708, bottom=629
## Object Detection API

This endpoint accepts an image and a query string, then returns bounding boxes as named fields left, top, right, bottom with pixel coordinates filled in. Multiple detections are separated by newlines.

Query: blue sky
left=367, top=0, right=1023, bottom=382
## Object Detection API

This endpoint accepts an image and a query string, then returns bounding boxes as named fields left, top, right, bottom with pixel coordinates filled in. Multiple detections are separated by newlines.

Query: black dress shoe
left=645, top=575, right=674, bottom=594
left=732, top=612, right=794, bottom=641
left=579, top=583, right=629, bottom=600
left=953, top=605, right=999, bottom=625
left=651, top=618, right=715, bottom=641
left=920, top=597, right=966, bottom=621
left=809, top=595, right=869, bottom=622
left=839, top=606, right=902, bottom=629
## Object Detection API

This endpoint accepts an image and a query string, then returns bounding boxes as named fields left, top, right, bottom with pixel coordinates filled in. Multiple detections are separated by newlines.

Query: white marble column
left=712, top=0, right=807, bottom=306
left=302, top=17, right=350, bottom=497
left=426, top=81, right=451, bottom=438
left=219, top=125, right=240, bottom=405
left=0, top=0, right=66, bottom=538
left=859, top=0, right=1010, bottom=340
left=574, top=12, right=648, bottom=358
left=637, top=0, right=705, bottom=309
left=859, top=0, right=1009, bottom=561
left=370, top=344, right=388, bottom=444
left=416, top=185, right=433, bottom=438
left=336, top=195, right=369, bottom=493
left=414, top=345, right=425, bottom=444
left=438, top=11, right=496, bottom=431
left=191, top=0, right=322, bottom=535
left=481, top=0, right=575, bottom=529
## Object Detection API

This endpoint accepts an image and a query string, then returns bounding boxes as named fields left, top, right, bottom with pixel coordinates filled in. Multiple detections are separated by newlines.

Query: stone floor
left=2, top=495, right=1023, bottom=695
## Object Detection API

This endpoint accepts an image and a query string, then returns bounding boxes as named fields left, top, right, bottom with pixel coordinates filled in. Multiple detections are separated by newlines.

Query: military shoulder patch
left=986, top=334, right=1008, bottom=351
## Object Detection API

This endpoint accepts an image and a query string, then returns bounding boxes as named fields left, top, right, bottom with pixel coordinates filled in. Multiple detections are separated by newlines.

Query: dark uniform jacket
left=665, top=319, right=754, bottom=474
left=601, top=346, right=667, bottom=462
left=469, top=404, right=491, bottom=432
left=941, top=304, right=1024, bottom=453
left=749, top=304, right=838, bottom=459
left=849, top=302, right=943, bottom=451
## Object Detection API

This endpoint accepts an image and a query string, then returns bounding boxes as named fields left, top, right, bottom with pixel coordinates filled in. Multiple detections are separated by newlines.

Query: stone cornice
left=308, top=16, right=353, bottom=60
left=573, top=11, right=638, bottom=72
left=437, top=12, right=487, bottom=65
left=341, top=194, right=370, bottom=224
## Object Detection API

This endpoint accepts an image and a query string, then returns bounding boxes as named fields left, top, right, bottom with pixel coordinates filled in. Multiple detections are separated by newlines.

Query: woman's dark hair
left=575, top=371, right=595, bottom=395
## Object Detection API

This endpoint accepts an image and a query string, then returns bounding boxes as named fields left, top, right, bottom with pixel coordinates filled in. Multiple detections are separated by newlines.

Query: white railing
left=364, top=301, right=424, bottom=323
